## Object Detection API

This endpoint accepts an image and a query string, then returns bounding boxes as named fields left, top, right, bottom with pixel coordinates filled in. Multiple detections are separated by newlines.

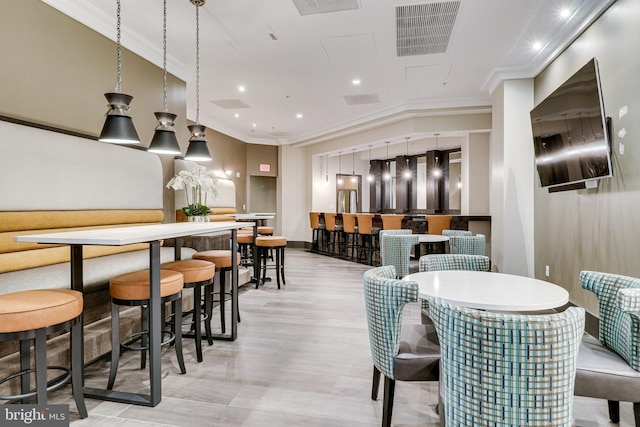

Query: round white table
left=413, top=234, right=449, bottom=258
left=416, top=234, right=449, bottom=244
left=403, top=270, right=569, bottom=311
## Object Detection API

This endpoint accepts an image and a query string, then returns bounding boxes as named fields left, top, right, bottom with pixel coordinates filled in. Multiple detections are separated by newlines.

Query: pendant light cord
left=162, top=0, right=168, bottom=112
left=352, top=149, right=355, bottom=174
left=115, top=0, right=122, bottom=93
left=195, top=3, right=201, bottom=125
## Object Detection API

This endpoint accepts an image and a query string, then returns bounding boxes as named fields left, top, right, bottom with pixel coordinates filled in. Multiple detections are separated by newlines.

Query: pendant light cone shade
left=185, top=124, right=212, bottom=161
left=148, top=112, right=181, bottom=154
left=99, top=93, right=140, bottom=144
left=184, top=0, right=211, bottom=162
left=148, top=0, right=181, bottom=155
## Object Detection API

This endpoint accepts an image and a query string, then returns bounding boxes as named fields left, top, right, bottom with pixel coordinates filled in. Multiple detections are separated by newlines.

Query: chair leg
left=19, top=338, right=31, bottom=403
left=608, top=400, right=620, bottom=423
left=280, top=247, right=286, bottom=285
left=34, top=328, right=47, bottom=405
left=173, top=295, right=186, bottom=374
left=275, top=247, right=281, bottom=289
left=382, top=376, right=395, bottom=427
left=204, top=281, right=214, bottom=345
left=371, top=366, right=380, bottom=400
left=193, top=285, right=203, bottom=362
left=261, top=249, right=268, bottom=284
left=71, top=319, right=88, bottom=418
left=255, top=247, right=261, bottom=289
left=107, top=302, right=120, bottom=390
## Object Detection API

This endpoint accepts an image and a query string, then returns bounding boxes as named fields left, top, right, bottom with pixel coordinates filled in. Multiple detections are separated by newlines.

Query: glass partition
left=448, top=151, right=462, bottom=210
left=417, top=156, right=427, bottom=209
left=389, top=161, right=396, bottom=210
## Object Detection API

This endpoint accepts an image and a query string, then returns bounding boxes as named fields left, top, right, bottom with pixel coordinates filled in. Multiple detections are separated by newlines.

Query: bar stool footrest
left=0, top=366, right=71, bottom=401
left=120, top=330, right=175, bottom=352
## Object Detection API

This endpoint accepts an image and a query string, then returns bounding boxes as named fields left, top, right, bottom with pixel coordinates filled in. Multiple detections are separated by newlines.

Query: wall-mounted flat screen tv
left=530, top=58, right=612, bottom=191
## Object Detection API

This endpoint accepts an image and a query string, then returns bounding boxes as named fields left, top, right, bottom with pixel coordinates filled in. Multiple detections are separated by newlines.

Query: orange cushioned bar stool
left=107, top=269, right=186, bottom=390
left=192, top=250, right=242, bottom=334
left=0, top=289, right=87, bottom=418
left=160, top=260, right=215, bottom=363
left=255, top=236, right=287, bottom=289
left=309, top=212, right=326, bottom=253
left=258, top=226, right=274, bottom=236
left=237, top=233, right=255, bottom=267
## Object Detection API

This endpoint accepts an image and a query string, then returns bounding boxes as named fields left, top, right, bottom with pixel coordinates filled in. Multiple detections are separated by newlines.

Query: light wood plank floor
left=49, top=248, right=634, bottom=426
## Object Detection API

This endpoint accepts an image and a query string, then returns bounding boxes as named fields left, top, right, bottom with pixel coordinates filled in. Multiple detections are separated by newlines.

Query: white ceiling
left=42, top=0, right=614, bottom=149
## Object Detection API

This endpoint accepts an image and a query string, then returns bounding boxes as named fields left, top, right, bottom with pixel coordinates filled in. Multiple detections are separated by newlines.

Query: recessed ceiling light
left=252, top=123, right=257, bottom=128
left=532, top=41, right=544, bottom=51
left=296, top=113, right=303, bottom=119
left=234, top=113, right=240, bottom=118
left=559, top=8, right=572, bottom=19
left=238, top=85, right=245, bottom=92
left=352, top=79, right=361, bottom=85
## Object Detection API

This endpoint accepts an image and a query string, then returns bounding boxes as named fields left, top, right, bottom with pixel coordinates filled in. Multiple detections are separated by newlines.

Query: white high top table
left=403, top=270, right=569, bottom=311
left=15, top=221, right=252, bottom=407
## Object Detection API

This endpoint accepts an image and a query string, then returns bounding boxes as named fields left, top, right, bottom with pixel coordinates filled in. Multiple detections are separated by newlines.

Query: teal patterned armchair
left=419, top=253, right=490, bottom=273
left=575, top=270, right=640, bottom=425
left=380, top=232, right=418, bottom=278
left=379, top=229, right=411, bottom=254
left=362, top=266, right=440, bottom=427
left=449, top=234, right=485, bottom=255
left=429, top=298, right=584, bottom=427
left=441, top=229, right=472, bottom=237
left=419, top=254, right=491, bottom=323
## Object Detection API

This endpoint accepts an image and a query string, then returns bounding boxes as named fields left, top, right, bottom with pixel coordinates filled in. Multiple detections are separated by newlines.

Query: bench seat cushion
left=0, top=247, right=196, bottom=296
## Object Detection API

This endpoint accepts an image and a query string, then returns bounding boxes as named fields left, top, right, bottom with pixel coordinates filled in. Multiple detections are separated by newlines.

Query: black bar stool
left=107, top=269, right=186, bottom=390
left=0, top=289, right=87, bottom=418
left=192, top=250, right=242, bottom=334
left=255, top=236, right=287, bottom=289
left=160, top=259, right=215, bottom=363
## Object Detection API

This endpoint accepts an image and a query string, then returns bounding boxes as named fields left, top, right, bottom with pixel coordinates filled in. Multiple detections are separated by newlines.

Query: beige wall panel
left=190, top=126, right=248, bottom=214
left=0, top=0, right=249, bottom=222
left=533, top=0, right=640, bottom=316
left=247, top=144, right=279, bottom=177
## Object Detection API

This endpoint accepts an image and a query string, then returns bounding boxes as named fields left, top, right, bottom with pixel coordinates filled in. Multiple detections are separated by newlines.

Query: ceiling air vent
left=210, top=99, right=251, bottom=109
left=343, top=94, right=380, bottom=106
left=396, top=1, right=460, bottom=57
left=292, top=0, right=359, bottom=16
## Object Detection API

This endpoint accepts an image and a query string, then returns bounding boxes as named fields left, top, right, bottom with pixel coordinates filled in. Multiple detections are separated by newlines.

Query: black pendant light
left=99, top=0, right=140, bottom=144
left=148, top=0, right=181, bottom=155
left=184, top=0, right=212, bottom=161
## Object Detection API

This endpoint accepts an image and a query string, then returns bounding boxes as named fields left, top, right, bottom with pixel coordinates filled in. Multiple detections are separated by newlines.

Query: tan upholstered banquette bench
left=0, top=120, right=196, bottom=392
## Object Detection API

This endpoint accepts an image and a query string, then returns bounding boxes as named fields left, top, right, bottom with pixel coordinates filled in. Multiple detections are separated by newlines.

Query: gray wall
left=533, top=0, right=640, bottom=315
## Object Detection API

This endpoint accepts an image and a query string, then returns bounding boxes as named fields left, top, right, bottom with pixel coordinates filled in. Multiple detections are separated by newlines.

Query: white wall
left=279, top=144, right=307, bottom=242
left=491, top=79, right=535, bottom=276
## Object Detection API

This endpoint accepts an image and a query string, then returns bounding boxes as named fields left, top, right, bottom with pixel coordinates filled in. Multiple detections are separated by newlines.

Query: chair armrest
left=618, top=288, right=640, bottom=314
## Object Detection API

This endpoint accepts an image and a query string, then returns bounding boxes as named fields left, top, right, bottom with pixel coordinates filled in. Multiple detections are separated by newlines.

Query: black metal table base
left=84, top=387, right=154, bottom=406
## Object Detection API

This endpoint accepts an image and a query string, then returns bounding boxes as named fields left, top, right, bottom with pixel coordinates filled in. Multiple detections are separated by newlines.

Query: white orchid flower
left=166, top=166, right=219, bottom=215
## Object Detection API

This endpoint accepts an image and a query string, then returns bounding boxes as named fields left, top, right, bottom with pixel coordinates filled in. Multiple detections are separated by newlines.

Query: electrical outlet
left=545, top=265, right=550, bottom=277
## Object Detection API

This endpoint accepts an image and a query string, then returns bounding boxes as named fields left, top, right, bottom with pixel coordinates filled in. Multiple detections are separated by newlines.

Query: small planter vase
left=187, top=215, right=210, bottom=223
